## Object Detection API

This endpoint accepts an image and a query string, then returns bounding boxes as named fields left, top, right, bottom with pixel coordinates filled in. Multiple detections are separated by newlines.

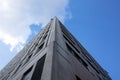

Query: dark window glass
left=66, top=43, right=88, bottom=69
left=38, top=43, right=44, bottom=50
left=35, top=43, right=44, bottom=54
left=63, top=34, right=75, bottom=45
left=43, top=34, right=47, bottom=40
left=66, top=43, right=76, bottom=55
left=88, top=61, right=100, bottom=74
left=31, top=54, right=46, bottom=80
left=65, top=37, right=80, bottom=53
left=22, top=66, right=33, bottom=80
left=76, top=75, right=82, bottom=80
left=26, top=55, right=32, bottom=62
left=21, top=54, right=32, bottom=67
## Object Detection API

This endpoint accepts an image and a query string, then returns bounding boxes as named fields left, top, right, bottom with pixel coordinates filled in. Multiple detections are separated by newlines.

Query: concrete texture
left=0, top=17, right=111, bottom=80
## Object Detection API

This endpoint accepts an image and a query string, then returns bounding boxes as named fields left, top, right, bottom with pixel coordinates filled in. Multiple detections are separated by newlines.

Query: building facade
left=0, top=17, right=111, bottom=80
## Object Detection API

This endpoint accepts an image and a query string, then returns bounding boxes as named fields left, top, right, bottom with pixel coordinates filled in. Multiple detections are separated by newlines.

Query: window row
left=66, top=43, right=104, bottom=80
left=22, top=54, right=46, bottom=80
left=66, top=43, right=88, bottom=70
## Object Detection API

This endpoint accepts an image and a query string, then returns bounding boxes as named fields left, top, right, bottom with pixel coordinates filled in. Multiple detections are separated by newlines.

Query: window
left=45, top=29, right=49, bottom=34
left=66, top=43, right=76, bottom=55
left=60, top=22, right=73, bottom=39
left=60, top=22, right=78, bottom=45
left=65, top=37, right=80, bottom=54
left=27, top=55, right=32, bottom=62
left=21, top=54, right=32, bottom=67
left=12, top=64, right=21, bottom=75
left=88, top=61, right=100, bottom=74
left=81, top=50, right=93, bottom=62
left=31, top=54, right=46, bottom=80
left=62, top=29, right=72, bottom=40
left=66, top=43, right=88, bottom=69
left=43, top=34, right=47, bottom=40
left=79, top=58, right=88, bottom=69
left=66, top=41, right=80, bottom=53
left=35, top=43, right=44, bottom=54
left=25, top=54, right=32, bottom=64
left=38, top=43, right=44, bottom=50
left=75, top=75, right=82, bottom=80
left=22, top=66, right=33, bottom=80
left=63, top=34, right=75, bottom=45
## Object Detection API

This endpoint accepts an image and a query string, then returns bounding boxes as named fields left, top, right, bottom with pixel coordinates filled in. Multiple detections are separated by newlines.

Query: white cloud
left=0, top=0, right=71, bottom=52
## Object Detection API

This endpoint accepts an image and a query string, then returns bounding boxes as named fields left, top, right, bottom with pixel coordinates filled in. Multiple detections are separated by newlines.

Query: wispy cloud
left=0, top=0, right=71, bottom=52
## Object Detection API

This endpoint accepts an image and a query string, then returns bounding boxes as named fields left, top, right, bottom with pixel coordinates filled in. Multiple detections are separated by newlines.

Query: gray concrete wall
left=0, top=17, right=111, bottom=80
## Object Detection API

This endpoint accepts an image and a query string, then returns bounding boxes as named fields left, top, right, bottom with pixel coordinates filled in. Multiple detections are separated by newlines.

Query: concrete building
left=0, top=17, right=111, bottom=80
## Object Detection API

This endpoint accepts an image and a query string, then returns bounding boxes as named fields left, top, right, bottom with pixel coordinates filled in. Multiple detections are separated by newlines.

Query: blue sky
left=0, top=0, right=120, bottom=80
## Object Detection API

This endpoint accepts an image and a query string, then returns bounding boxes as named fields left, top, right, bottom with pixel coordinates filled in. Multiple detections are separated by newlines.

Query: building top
left=0, top=17, right=111, bottom=80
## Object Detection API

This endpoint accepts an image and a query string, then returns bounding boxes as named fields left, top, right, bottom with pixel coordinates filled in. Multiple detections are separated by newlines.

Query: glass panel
left=31, top=54, right=46, bottom=80
left=22, top=67, right=33, bottom=80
